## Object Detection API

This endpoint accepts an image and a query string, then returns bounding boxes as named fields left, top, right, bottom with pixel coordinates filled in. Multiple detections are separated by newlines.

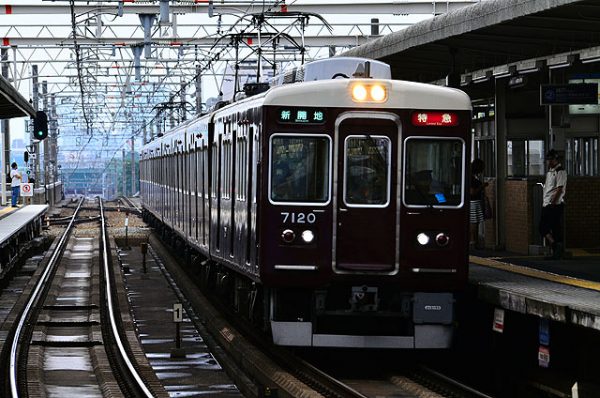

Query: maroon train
left=140, top=57, right=472, bottom=348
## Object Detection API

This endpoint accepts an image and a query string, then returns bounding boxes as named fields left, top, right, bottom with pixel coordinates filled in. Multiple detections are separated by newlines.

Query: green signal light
left=32, top=111, right=48, bottom=140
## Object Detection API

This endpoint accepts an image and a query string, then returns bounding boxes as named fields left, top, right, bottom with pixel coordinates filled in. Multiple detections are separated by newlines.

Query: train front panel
left=257, top=78, right=472, bottom=348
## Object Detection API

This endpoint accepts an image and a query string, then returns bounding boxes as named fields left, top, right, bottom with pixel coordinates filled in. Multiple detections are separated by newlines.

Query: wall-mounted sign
left=277, top=107, right=326, bottom=124
left=540, top=83, right=599, bottom=105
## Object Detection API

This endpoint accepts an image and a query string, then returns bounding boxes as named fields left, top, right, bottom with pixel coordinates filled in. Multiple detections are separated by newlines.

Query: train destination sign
left=277, top=107, right=326, bottom=124
left=540, top=83, right=599, bottom=105
left=411, top=111, right=459, bottom=127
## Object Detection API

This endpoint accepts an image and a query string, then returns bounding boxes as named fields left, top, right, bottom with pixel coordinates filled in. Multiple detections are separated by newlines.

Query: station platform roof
left=344, top=0, right=600, bottom=82
left=0, top=74, right=35, bottom=119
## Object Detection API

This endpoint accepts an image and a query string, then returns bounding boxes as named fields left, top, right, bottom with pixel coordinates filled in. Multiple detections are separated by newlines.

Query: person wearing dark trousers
left=10, top=162, right=22, bottom=207
left=539, top=149, right=567, bottom=259
left=469, top=159, right=487, bottom=249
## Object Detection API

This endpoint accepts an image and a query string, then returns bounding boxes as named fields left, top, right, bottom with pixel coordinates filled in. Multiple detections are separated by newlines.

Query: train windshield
left=344, top=135, right=390, bottom=206
left=270, top=135, right=330, bottom=203
left=403, top=137, right=464, bottom=207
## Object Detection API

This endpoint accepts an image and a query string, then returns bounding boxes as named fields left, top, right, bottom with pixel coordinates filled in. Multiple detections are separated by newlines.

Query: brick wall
left=565, top=177, right=600, bottom=248
left=504, top=180, right=532, bottom=254
left=499, top=177, right=600, bottom=253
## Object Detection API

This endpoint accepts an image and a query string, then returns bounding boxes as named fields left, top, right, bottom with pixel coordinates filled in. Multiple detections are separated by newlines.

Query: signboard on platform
left=539, top=318, right=550, bottom=346
left=492, top=308, right=504, bottom=333
left=20, top=183, right=33, bottom=197
left=541, top=83, right=598, bottom=105
left=538, top=346, right=550, bottom=368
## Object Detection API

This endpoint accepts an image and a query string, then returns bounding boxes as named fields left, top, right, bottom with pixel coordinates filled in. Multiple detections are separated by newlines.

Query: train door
left=334, top=113, right=400, bottom=273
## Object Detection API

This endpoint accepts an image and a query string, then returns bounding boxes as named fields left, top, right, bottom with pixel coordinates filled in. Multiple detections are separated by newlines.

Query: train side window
left=343, top=135, right=390, bottom=207
left=269, top=134, right=331, bottom=204
left=403, top=137, right=464, bottom=208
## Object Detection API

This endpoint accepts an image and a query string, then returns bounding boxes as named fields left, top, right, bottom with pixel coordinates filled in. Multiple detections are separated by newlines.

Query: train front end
left=259, top=60, right=472, bottom=348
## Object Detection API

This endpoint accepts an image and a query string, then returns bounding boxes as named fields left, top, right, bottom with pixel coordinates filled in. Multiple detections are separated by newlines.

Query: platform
left=0, top=205, right=48, bottom=274
left=470, top=254, right=600, bottom=331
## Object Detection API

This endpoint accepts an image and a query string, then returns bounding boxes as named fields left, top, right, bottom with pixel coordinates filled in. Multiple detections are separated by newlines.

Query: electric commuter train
left=140, top=57, right=472, bottom=348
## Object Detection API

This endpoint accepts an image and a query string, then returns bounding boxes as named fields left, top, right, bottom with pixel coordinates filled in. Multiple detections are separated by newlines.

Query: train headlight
left=435, top=233, right=450, bottom=247
left=351, top=84, right=368, bottom=102
left=370, top=84, right=387, bottom=102
left=301, top=230, right=315, bottom=243
left=417, top=233, right=430, bottom=246
left=282, top=229, right=295, bottom=243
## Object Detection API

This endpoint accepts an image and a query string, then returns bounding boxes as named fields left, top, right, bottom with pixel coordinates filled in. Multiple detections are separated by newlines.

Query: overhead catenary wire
left=61, top=0, right=311, bottom=193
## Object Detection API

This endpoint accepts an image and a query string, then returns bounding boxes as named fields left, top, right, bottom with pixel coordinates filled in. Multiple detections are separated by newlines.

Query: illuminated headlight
left=352, top=84, right=368, bottom=101
left=417, top=233, right=430, bottom=246
left=370, top=84, right=387, bottom=102
left=301, top=230, right=315, bottom=243
left=282, top=229, right=295, bottom=243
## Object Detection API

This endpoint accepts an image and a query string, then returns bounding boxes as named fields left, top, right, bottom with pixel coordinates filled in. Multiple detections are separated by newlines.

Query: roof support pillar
left=159, top=0, right=170, bottom=24
left=139, top=14, right=156, bottom=58
left=131, top=45, right=143, bottom=81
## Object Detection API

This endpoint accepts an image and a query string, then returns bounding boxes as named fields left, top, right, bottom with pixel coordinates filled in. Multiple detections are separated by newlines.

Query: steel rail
left=418, top=366, right=495, bottom=398
left=119, top=195, right=142, bottom=213
left=99, top=198, right=154, bottom=397
left=9, top=197, right=85, bottom=397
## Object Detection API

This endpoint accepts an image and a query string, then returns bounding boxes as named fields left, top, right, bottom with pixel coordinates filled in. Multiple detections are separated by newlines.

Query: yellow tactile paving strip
left=0, top=206, right=17, bottom=218
left=470, top=255, right=600, bottom=292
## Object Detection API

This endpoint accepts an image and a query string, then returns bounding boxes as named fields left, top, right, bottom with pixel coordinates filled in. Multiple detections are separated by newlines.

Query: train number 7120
left=281, top=212, right=316, bottom=224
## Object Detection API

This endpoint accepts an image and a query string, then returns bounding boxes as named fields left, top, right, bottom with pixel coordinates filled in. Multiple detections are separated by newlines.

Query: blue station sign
left=540, top=83, right=599, bottom=105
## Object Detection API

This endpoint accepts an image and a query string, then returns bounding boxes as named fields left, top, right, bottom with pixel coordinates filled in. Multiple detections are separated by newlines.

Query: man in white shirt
left=539, top=150, right=567, bottom=259
left=10, top=162, right=22, bottom=207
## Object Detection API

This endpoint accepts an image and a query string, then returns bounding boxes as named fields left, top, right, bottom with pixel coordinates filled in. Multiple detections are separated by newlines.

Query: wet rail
left=147, top=232, right=495, bottom=398
left=119, top=196, right=142, bottom=214
left=4, top=198, right=155, bottom=397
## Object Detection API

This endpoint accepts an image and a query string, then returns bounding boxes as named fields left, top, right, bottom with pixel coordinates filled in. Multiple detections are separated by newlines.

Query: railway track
left=147, top=232, right=494, bottom=398
left=0, top=198, right=162, bottom=397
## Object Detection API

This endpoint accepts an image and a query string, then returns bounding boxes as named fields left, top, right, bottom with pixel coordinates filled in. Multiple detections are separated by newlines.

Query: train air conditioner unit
left=271, top=57, right=392, bottom=86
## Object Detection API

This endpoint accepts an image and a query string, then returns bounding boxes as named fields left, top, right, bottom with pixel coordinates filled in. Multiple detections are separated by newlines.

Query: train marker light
left=370, top=84, right=387, bottom=102
left=282, top=229, right=295, bottom=243
left=417, top=233, right=430, bottom=246
left=301, top=230, right=315, bottom=243
left=435, top=233, right=450, bottom=247
left=351, top=82, right=388, bottom=103
left=352, top=84, right=368, bottom=101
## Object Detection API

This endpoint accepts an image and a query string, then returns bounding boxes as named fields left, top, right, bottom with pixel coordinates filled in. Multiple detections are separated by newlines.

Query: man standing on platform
left=539, top=149, right=567, bottom=259
left=10, top=162, right=21, bottom=207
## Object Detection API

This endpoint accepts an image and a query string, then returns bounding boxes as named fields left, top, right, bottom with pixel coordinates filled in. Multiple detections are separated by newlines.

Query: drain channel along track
left=2, top=198, right=156, bottom=397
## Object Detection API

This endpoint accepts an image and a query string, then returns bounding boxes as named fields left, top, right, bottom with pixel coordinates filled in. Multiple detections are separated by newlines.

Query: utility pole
left=42, top=80, right=49, bottom=204
left=1, top=48, right=9, bottom=206
left=32, top=65, right=40, bottom=202
left=195, top=65, right=202, bottom=115
left=131, top=136, right=135, bottom=196
left=181, top=80, right=187, bottom=121
left=49, top=94, right=57, bottom=203
left=122, top=148, right=126, bottom=196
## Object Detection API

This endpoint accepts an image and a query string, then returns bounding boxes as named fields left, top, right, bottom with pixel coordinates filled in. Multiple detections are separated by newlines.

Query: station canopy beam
left=343, top=0, right=600, bottom=83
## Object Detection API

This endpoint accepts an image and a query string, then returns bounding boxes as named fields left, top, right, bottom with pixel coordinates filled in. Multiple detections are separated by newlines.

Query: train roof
left=264, top=78, right=472, bottom=110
